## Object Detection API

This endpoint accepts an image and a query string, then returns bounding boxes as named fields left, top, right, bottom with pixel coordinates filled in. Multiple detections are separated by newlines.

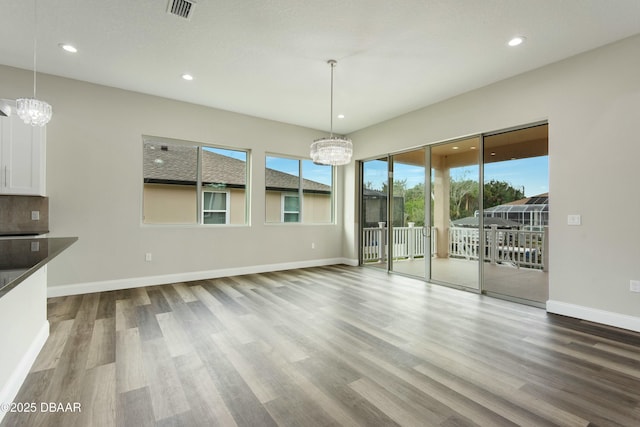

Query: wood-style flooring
left=3, top=265, right=640, bottom=426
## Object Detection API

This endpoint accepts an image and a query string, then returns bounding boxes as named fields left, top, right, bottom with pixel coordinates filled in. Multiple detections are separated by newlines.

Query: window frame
left=142, top=135, right=250, bottom=226
left=202, top=190, right=230, bottom=225
left=281, top=193, right=300, bottom=223
left=265, top=154, right=334, bottom=225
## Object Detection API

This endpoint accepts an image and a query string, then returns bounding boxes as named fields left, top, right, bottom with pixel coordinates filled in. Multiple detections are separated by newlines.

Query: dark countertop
left=0, top=237, right=77, bottom=298
left=0, top=230, right=50, bottom=237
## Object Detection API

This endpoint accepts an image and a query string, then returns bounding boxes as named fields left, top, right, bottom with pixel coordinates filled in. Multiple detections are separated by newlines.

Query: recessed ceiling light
left=508, top=36, right=525, bottom=47
left=452, top=146, right=459, bottom=150
left=337, top=114, right=345, bottom=119
left=59, top=43, right=78, bottom=53
left=181, top=73, right=194, bottom=81
left=470, top=146, right=476, bottom=150
left=490, top=152, right=496, bottom=156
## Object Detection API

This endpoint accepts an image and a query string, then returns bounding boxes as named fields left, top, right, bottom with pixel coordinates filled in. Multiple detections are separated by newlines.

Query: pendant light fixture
left=310, top=60, right=352, bottom=166
left=16, top=0, right=52, bottom=127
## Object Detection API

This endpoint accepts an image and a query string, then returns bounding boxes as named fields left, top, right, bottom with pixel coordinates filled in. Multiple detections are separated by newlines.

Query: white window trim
left=202, top=190, right=230, bottom=225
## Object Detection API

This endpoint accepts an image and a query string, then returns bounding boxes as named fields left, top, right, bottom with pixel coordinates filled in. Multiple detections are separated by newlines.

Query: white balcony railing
left=363, top=224, right=547, bottom=270
left=362, top=223, right=435, bottom=263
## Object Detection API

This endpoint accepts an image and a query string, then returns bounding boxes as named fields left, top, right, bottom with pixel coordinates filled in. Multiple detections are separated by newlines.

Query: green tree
left=448, top=178, right=524, bottom=220
left=483, top=179, right=525, bottom=209
left=450, top=179, right=479, bottom=220
left=404, top=182, right=425, bottom=226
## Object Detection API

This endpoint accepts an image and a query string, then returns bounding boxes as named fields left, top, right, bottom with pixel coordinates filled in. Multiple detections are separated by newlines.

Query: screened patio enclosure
left=483, top=193, right=549, bottom=231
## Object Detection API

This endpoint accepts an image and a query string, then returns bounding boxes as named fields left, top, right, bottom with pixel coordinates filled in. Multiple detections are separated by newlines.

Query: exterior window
left=143, top=137, right=248, bottom=225
left=265, top=155, right=333, bottom=223
left=283, top=194, right=300, bottom=222
left=203, top=191, right=229, bottom=224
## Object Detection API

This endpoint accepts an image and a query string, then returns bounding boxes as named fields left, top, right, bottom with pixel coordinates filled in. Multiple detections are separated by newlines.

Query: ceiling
left=1, top=0, right=639, bottom=134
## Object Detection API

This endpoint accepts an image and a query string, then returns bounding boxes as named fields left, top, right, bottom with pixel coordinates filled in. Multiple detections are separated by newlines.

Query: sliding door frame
left=358, top=121, right=548, bottom=308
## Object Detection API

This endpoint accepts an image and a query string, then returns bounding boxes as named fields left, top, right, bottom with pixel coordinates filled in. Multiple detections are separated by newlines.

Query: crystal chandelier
left=310, top=60, right=352, bottom=166
left=17, top=0, right=52, bottom=127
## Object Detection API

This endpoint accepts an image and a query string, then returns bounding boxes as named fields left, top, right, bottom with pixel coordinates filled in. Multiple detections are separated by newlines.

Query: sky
left=364, top=156, right=549, bottom=197
left=207, top=148, right=333, bottom=186
left=212, top=147, right=548, bottom=197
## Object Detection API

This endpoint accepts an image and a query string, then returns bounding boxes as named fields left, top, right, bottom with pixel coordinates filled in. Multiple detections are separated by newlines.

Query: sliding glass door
left=361, top=158, right=389, bottom=271
left=360, top=150, right=428, bottom=278
left=389, top=149, right=428, bottom=278
left=482, top=124, right=549, bottom=304
left=429, top=138, right=480, bottom=289
left=359, top=123, right=549, bottom=306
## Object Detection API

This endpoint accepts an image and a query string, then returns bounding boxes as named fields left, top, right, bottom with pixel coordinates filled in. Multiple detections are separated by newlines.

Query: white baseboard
left=547, top=300, right=640, bottom=333
left=0, top=321, right=49, bottom=424
left=341, top=258, right=359, bottom=267
left=48, top=257, right=356, bottom=297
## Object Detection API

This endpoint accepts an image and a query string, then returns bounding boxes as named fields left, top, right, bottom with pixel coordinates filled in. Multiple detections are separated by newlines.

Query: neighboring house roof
left=502, top=193, right=549, bottom=206
left=362, top=188, right=387, bottom=197
left=143, top=143, right=330, bottom=193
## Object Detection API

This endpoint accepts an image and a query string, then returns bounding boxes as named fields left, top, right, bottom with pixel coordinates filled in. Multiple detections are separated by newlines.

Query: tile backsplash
left=0, top=195, right=49, bottom=236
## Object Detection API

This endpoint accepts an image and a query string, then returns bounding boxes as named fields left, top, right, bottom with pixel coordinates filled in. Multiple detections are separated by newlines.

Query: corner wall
left=345, top=34, right=640, bottom=330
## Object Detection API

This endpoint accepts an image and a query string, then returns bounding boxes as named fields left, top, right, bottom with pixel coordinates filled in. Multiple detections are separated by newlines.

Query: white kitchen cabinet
left=0, top=102, right=46, bottom=196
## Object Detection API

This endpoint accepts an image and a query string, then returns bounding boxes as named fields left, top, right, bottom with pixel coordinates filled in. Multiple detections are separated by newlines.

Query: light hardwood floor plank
left=140, top=337, right=190, bottom=421
left=74, top=362, right=116, bottom=427
left=85, top=317, right=116, bottom=369
left=173, top=351, right=238, bottom=427
left=30, top=319, right=74, bottom=372
left=115, top=328, right=147, bottom=393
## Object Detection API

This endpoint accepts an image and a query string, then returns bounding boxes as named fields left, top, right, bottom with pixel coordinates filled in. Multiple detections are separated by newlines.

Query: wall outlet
left=311, top=242, right=316, bottom=249
left=145, top=253, right=152, bottom=262
left=31, top=210, right=40, bottom=221
left=630, top=280, right=640, bottom=293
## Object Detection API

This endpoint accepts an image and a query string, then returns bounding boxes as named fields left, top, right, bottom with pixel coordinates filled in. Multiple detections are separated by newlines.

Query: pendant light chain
left=16, top=0, right=52, bottom=127
left=32, top=0, right=38, bottom=98
left=329, top=60, right=336, bottom=138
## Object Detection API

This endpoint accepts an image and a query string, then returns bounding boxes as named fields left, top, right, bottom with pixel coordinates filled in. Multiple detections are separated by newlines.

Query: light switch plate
left=31, top=210, right=40, bottom=221
left=567, top=214, right=581, bottom=226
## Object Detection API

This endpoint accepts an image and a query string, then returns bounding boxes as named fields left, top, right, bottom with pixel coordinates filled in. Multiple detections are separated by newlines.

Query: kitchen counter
left=0, top=237, right=77, bottom=298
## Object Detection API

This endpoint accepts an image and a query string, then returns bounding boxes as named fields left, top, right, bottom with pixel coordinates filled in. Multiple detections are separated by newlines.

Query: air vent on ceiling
left=167, top=0, right=196, bottom=20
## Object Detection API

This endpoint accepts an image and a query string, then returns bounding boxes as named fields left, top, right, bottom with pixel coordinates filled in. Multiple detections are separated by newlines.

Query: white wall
left=0, top=65, right=347, bottom=294
left=345, top=34, right=640, bottom=329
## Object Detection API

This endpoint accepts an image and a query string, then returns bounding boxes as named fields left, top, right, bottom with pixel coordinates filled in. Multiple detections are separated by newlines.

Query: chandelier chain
left=16, top=0, right=52, bottom=127
left=329, top=60, right=335, bottom=138
left=32, top=0, right=38, bottom=98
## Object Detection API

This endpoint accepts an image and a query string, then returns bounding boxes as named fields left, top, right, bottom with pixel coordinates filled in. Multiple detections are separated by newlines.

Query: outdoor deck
left=363, top=225, right=549, bottom=304
left=368, top=257, right=548, bottom=304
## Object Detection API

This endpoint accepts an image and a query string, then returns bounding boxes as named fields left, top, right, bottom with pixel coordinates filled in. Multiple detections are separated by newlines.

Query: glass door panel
left=390, top=149, right=428, bottom=278
left=361, top=158, right=389, bottom=271
left=430, top=138, right=480, bottom=289
left=482, top=125, right=549, bottom=304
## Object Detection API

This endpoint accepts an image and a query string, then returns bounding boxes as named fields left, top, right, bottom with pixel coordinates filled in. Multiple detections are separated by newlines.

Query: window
left=282, top=194, right=300, bottom=222
left=203, top=191, right=229, bottom=224
left=143, top=137, right=248, bottom=225
left=265, top=155, right=333, bottom=223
